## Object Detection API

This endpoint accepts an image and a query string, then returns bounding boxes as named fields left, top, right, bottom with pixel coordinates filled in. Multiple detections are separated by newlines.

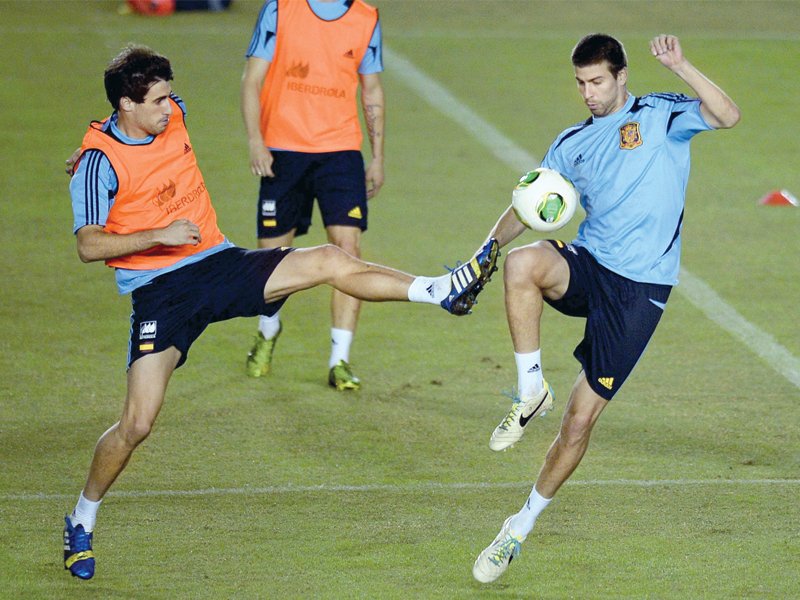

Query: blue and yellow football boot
left=440, top=238, right=500, bottom=315
left=63, top=515, right=95, bottom=580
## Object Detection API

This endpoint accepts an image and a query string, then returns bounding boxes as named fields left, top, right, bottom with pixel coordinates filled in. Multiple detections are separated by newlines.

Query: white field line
left=383, top=46, right=800, bottom=390
left=384, top=48, right=536, bottom=175
left=677, top=269, right=800, bottom=388
left=4, top=479, right=800, bottom=502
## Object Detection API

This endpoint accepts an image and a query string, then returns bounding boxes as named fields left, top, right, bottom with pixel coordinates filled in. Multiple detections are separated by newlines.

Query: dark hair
left=104, top=45, right=173, bottom=109
left=571, top=33, right=627, bottom=77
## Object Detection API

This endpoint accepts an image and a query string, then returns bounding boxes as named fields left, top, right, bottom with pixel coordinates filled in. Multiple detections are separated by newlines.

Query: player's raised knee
left=504, top=246, right=539, bottom=284
left=316, top=243, right=353, bottom=267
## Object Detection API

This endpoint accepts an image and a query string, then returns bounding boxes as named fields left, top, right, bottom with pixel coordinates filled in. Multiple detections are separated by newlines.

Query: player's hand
left=249, top=143, right=274, bottom=178
left=65, top=146, right=81, bottom=176
left=365, top=159, right=384, bottom=199
left=650, top=34, right=686, bottom=70
left=160, top=219, right=202, bottom=246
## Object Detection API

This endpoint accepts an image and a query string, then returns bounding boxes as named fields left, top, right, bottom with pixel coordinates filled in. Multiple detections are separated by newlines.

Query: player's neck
left=614, top=91, right=631, bottom=112
left=116, top=115, right=153, bottom=141
left=602, top=91, right=631, bottom=118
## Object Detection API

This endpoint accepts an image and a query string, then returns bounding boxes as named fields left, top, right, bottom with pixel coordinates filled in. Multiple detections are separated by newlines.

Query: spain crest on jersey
left=619, top=122, right=643, bottom=149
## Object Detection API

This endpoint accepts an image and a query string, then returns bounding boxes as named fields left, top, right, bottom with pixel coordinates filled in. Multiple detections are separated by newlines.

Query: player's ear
left=119, top=96, right=135, bottom=113
left=616, top=67, right=628, bottom=87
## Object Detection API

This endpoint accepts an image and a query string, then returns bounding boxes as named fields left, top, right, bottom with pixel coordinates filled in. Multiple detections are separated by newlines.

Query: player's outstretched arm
left=650, top=34, right=740, bottom=129
left=486, top=205, right=529, bottom=249
left=76, top=220, right=201, bottom=263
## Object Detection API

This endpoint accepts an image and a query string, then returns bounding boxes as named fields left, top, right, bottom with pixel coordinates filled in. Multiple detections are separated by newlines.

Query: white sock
left=329, top=328, right=354, bottom=368
left=407, top=274, right=451, bottom=304
left=508, top=486, right=551, bottom=538
left=515, top=350, right=543, bottom=398
left=258, top=312, right=281, bottom=339
left=71, top=491, right=102, bottom=533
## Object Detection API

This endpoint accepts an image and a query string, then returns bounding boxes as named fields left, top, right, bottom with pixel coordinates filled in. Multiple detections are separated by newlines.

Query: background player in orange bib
left=241, top=0, right=386, bottom=390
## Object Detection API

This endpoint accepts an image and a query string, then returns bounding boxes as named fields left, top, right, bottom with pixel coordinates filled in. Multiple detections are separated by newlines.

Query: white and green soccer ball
left=511, top=167, right=579, bottom=232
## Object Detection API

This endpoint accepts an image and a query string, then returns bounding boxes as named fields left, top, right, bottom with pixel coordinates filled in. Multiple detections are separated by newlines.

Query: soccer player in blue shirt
left=472, top=34, right=740, bottom=583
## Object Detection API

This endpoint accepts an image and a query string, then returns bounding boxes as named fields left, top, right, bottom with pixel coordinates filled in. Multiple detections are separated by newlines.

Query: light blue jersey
left=542, top=93, right=713, bottom=285
left=245, top=0, right=383, bottom=74
left=70, top=99, right=233, bottom=295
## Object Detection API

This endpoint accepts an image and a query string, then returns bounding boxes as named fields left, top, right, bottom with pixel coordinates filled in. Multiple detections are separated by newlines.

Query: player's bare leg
left=326, top=225, right=362, bottom=333
left=65, top=348, right=179, bottom=580
left=534, top=373, right=608, bottom=497
left=258, top=231, right=295, bottom=250
left=83, top=348, right=179, bottom=500
left=325, top=225, right=363, bottom=390
left=246, top=231, right=296, bottom=377
left=488, top=242, right=569, bottom=451
left=503, top=241, right=569, bottom=353
left=264, top=244, right=414, bottom=302
left=474, top=373, right=607, bottom=583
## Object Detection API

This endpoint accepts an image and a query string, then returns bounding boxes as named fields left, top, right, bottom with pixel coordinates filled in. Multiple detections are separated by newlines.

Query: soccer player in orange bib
left=63, top=45, right=498, bottom=580
left=241, top=0, right=386, bottom=390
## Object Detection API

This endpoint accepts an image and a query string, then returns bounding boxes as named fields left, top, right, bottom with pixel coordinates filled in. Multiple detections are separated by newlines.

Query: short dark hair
left=103, top=45, right=173, bottom=109
left=571, top=33, right=628, bottom=77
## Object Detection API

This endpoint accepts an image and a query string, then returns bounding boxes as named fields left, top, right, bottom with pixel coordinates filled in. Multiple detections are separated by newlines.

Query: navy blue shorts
left=257, top=150, right=368, bottom=239
left=544, top=240, right=672, bottom=400
left=128, top=246, right=293, bottom=369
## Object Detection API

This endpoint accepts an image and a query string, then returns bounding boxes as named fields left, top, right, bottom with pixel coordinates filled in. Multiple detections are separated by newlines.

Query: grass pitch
left=1, top=1, right=798, bottom=598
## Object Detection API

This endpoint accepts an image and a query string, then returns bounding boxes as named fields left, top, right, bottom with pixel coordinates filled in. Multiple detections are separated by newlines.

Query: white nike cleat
left=489, top=381, right=554, bottom=452
left=472, top=516, right=526, bottom=583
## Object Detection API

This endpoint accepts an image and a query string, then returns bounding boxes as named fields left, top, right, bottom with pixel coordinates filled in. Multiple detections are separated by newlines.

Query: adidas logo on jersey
left=343, top=49, right=355, bottom=58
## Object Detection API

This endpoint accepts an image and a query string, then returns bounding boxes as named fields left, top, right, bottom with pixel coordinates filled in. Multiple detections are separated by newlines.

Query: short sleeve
left=358, top=20, right=383, bottom=74
left=245, top=0, right=278, bottom=61
left=540, top=142, right=569, bottom=176
left=661, top=94, right=714, bottom=142
left=70, top=150, right=117, bottom=233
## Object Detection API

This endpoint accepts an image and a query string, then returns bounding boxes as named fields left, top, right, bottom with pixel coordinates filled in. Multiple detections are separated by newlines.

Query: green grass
left=1, top=0, right=799, bottom=597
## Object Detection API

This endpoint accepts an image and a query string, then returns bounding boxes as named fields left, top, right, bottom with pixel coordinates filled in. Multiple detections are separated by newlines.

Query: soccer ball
left=511, top=168, right=579, bottom=232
